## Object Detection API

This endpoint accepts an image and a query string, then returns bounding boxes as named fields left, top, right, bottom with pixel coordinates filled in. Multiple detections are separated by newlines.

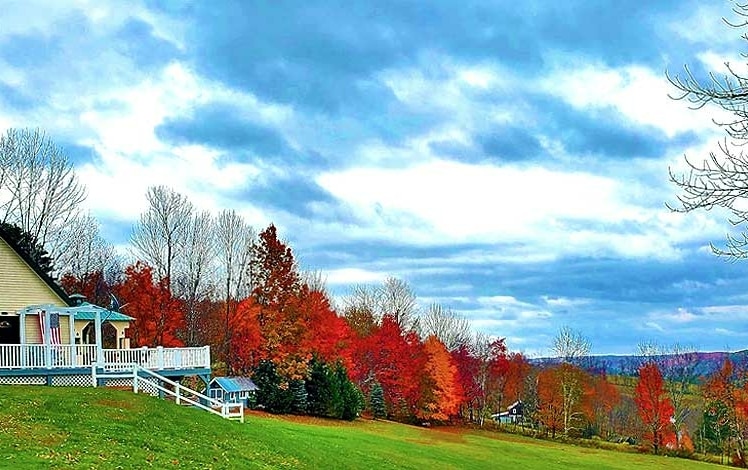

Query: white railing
left=92, top=363, right=243, bottom=422
left=0, top=344, right=97, bottom=368
left=0, top=344, right=210, bottom=370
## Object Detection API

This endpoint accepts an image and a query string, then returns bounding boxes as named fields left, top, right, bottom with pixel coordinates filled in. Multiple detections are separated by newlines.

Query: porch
left=0, top=344, right=211, bottom=373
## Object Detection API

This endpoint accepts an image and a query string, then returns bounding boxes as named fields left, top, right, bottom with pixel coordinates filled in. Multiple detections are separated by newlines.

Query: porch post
left=68, top=311, right=76, bottom=366
left=94, top=310, right=104, bottom=366
left=19, top=310, right=26, bottom=367
left=44, top=310, right=52, bottom=369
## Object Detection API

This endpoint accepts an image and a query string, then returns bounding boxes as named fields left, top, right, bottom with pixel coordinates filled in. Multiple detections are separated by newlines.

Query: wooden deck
left=0, top=344, right=211, bottom=380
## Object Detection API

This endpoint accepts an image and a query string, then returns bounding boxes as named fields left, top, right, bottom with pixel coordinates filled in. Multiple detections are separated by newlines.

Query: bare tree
left=215, top=209, right=255, bottom=368
left=420, top=303, right=472, bottom=351
left=668, top=4, right=748, bottom=259
left=301, top=270, right=328, bottom=294
left=0, top=128, right=86, bottom=261
left=342, top=277, right=420, bottom=332
left=173, top=210, right=215, bottom=346
left=130, top=186, right=193, bottom=288
left=53, top=213, right=119, bottom=280
left=551, top=326, right=591, bottom=435
left=552, top=326, right=591, bottom=364
left=379, top=277, right=419, bottom=330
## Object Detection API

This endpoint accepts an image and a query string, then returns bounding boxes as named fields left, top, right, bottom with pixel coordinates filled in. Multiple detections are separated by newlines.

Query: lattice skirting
left=52, top=375, right=94, bottom=387
left=0, top=376, right=46, bottom=385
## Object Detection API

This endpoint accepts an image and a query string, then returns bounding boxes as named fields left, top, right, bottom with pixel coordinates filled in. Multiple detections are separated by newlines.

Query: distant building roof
left=18, top=302, right=134, bottom=322
left=210, top=376, right=259, bottom=393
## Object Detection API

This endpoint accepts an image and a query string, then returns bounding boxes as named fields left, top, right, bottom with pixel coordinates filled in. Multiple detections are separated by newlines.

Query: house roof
left=210, top=376, right=259, bottom=393
left=18, top=302, right=134, bottom=322
left=0, top=226, right=73, bottom=307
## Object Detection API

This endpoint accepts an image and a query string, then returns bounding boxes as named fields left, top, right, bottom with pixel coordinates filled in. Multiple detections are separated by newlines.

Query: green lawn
left=0, top=386, right=722, bottom=469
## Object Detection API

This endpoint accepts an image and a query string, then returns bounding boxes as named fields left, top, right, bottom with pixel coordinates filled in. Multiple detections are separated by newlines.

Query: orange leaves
left=419, top=336, right=462, bottom=421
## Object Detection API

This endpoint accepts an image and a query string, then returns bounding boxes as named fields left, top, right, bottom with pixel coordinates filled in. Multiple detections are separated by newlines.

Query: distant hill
left=531, top=350, right=748, bottom=378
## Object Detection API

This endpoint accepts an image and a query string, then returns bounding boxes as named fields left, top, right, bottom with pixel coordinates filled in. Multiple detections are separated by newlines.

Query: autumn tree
left=0, top=128, right=86, bottom=264
left=702, top=359, right=748, bottom=465
left=582, top=374, right=621, bottom=439
left=419, top=335, right=462, bottom=422
left=349, top=314, right=426, bottom=420
left=635, top=362, right=676, bottom=455
left=113, top=262, right=185, bottom=348
left=667, top=4, right=748, bottom=260
left=249, top=224, right=309, bottom=379
left=537, top=367, right=564, bottom=438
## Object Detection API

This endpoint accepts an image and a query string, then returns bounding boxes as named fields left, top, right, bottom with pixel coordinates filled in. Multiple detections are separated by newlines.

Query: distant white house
left=492, top=400, right=523, bottom=424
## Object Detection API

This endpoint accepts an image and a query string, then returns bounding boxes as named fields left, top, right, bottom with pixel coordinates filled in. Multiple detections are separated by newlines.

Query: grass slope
left=0, top=386, right=721, bottom=469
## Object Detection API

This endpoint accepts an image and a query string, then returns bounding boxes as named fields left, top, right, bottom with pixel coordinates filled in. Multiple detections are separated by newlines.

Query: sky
left=2, top=1, right=748, bottom=356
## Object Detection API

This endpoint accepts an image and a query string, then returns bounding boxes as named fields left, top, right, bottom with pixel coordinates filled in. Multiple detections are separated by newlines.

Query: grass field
left=0, top=386, right=723, bottom=469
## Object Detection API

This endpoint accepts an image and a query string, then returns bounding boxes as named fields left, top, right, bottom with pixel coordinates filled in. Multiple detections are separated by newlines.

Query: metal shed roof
left=18, top=302, right=134, bottom=322
left=210, top=376, right=259, bottom=393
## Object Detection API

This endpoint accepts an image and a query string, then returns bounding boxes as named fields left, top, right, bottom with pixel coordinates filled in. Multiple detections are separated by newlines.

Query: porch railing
left=0, top=344, right=210, bottom=370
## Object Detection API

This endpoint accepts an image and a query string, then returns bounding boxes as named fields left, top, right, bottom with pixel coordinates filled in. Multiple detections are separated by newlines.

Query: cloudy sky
left=3, top=0, right=748, bottom=355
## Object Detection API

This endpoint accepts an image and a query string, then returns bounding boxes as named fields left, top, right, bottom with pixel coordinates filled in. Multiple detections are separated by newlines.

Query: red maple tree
left=113, top=262, right=185, bottom=348
left=635, top=362, right=675, bottom=454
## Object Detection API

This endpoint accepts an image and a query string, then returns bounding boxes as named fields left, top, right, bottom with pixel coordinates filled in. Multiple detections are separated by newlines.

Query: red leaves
left=635, top=362, right=675, bottom=454
left=350, top=314, right=427, bottom=419
left=113, top=262, right=184, bottom=348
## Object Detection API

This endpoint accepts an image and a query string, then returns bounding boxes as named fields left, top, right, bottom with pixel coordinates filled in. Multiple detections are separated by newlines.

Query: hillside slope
left=0, top=386, right=720, bottom=469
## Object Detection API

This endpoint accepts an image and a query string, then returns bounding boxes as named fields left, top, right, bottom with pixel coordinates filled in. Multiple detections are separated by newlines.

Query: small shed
left=492, top=400, right=524, bottom=424
left=208, top=376, right=259, bottom=406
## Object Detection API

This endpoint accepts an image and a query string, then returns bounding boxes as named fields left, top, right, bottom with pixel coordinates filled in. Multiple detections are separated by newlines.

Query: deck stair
left=92, top=363, right=243, bottom=422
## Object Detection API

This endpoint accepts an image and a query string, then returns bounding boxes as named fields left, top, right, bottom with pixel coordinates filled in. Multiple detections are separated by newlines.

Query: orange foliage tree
left=537, top=366, right=564, bottom=437
left=419, top=335, right=462, bottom=421
left=113, top=262, right=184, bottom=347
left=635, top=362, right=675, bottom=454
left=582, top=374, right=621, bottom=438
left=250, top=224, right=309, bottom=379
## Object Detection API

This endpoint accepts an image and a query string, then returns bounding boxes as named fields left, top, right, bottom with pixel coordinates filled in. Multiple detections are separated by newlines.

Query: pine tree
left=370, top=381, right=386, bottom=419
left=290, top=379, right=308, bottom=415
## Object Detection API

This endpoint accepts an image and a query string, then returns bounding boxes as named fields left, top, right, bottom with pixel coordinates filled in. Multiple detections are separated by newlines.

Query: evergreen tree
left=335, top=363, right=364, bottom=421
left=252, top=360, right=294, bottom=414
left=370, top=381, right=386, bottom=419
left=290, top=379, right=308, bottom=415
left=306, top=358, right=335, bottom=417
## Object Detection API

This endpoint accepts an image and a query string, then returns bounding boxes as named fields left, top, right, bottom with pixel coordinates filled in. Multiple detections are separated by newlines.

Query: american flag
left=39, top=311, right=62, bottom=345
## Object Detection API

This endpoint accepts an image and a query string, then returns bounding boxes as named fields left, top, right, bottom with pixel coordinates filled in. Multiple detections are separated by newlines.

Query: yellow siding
left=24, top=313, right=72, bottom=344
left=0, top=237, right=67, bottom=313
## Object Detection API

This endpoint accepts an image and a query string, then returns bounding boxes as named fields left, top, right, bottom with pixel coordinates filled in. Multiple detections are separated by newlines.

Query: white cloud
left=316, top=157, right=724, bottom=260
left=541, top=62, right=725, bottom=138
left=325, top=268, right=388, bottom=285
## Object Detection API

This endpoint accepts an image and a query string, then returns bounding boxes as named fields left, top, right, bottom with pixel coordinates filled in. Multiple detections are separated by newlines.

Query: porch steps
left=92, top=364, right=244, bottom=422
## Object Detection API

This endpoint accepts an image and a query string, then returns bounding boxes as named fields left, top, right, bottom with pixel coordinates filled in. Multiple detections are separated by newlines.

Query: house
left=208, top=376, right=258, bottom=407
left=0, top=226, right=211, bottom=386
left=492, top=400, right=523, bottom=424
